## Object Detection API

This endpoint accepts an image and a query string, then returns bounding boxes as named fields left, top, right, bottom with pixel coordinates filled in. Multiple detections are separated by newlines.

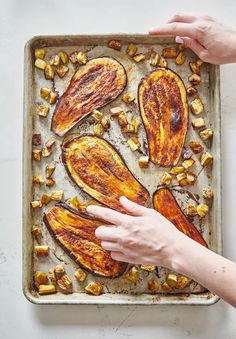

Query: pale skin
left=87, top=14, right=236, bottom=307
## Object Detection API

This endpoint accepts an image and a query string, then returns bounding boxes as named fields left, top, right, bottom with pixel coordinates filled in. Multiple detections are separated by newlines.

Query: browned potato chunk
left=149, top=52, right=160, bottom=67
left=200, top=152, right=213, bottom=167
left=37, top=103, right=49, bottom=117
left=175, top=51, right=186, bottom=65
left=189, top=141, right=204, bottom=153
left=182, top=158, right=195, bottom=169
left=200, top=128, right=214, bottom=141
left=101, top=116, right=111, bottom=129
left=133, top=54, right=146, bottom=62
left=40, top=87, right=51, bottom=100
left=162, top=281, right=172, bottom=292
left=34, top=48, right=45, bottom=60
left=85, top=282, right=103, bottom=295
left=74, top=268, right=87, bottom=282
left=122, top=92, right=135, bottom=104
left=138, top=156, right=149, bottom=169
left=170, top=166, right=185, bottom=175
left=131, top=116, right=140, bottom=133
left=50, top=190, right=64, bottom=201
left=32, top=149, right=42, bottom=161
left=148, top=279, right=159, bottom=292
left=192, top=117, right=206, bottom=129
left=109, top=106, right=124, bottom=116
left=127, top=43, right=137, bottom=57
left=197, top=203, right=209, bottom=217
left=45, top=178, right=55, bottom=187
left=41, top=194, right=51, bottom=205
left=140, top=265, right=156, bottom=272
left=122, top=124, right=135, bottom=134
left=32, top=133, right=41, bottom=146
left=77, top=51, right=88, bottom=65
left=159, top=56, right=168, bottom=67
left=34, top=245, right=49, bottom=256
left=57, top=274, right=72, bottom=292
left=162, top=47, right=178, bottom=58
left=56, top=65, right=69, bottom=78
left=187, top=86, right=198, bottom=96
left=45, top=164, right=55, bottom=178
left=107, top=40, right=122, bottom=51
left=35, top=271, right=48, bottom=285
left=33, top=173, right=44, bottom=184
left=49, top=91, right=58, bottom=105
left=125, top=266, right=139, bottom=282
left=58, top=50, right=69, bottom=64
left=127, top=137, right=140, bottom=151
left=189, top=61, right=201, bottom=75
left=31, top=200, right=42, bottom=208
left=161, top=172, right=172, bottom=185
left=39, top=285, right=56, bottom=295
left=176, top=276, right=190, bottom=289
left=35, top=58, right=47, bottom=70
left=190, top=98, right=204, bottom=115
left=117, top=113, right=128, bottom=128
left=189, top=74, right=201, bottom=85
left=94, top=123, right=104, bottom=136
left=202, top=187, right=214, bottom=200
left=92, top=110, right=103, bottom=121
left=166, top=273, right=177, bottom=288
left=50, top=54, right=60, bottom=66
left=186, top=203, right=198, bottom=217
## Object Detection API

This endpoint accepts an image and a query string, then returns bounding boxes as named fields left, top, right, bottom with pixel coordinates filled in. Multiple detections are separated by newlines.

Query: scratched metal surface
left=23, top=34, right=222, bottom=305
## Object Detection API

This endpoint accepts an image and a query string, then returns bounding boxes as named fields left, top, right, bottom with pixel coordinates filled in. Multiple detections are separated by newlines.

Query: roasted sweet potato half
left=62, top=135, right=149, bottom=213
left=43, top=203, right=127, bottom=278
left=153, top=187, right=207, bottom=247
left=52, top=57, right=127, bottom=136
left=138, top=68, right=188, bottom=167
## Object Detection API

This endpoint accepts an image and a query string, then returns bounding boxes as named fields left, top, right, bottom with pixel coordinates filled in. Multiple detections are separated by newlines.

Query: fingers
left=87, top=205, right=130, bottom=225
left=119, top=196, right=150, bottom=216
left=178, top=36, right=206, bottom=56
left=101, top=241, right=121, bottom=251
left=167, top=13, right=197, bottom=24
left=95, top=225, right=120, bottom=241
left=110, top=251, right=128, bottom=262
left=149, top=23, right=198, bottom=40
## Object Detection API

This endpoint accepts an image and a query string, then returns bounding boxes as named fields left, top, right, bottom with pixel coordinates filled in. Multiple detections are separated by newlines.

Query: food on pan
left=138, top=68, right=188, bottom=167
left=153, top=187, right=207, bottom=247
left=85, top=282, right=103, bottom=295
left=51, top=57, right=127, bottom=136
left=43, top=203, right=127, bottom=278
left=162, top=47, right=178, bottom=58
left=62, top=135, right=149, bottom=212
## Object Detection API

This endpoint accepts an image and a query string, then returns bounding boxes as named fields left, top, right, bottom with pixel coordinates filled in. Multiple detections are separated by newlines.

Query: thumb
left=119, top=196, right=150, bottom=216
left=176, top=36, right=206, bottom=57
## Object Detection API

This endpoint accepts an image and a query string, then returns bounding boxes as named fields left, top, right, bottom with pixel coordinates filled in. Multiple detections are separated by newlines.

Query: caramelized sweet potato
left=52, top=57, right=127, bottom=136
left=138, top=68, right=188, bottom=167
left=43, top=203, right=127, bottom=278
left=62, top=135, right=149, bottom=213
left=153, top=187, right=207, bottom=247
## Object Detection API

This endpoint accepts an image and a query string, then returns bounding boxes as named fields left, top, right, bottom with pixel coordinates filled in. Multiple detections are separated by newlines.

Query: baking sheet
left=23, top=34, right=222, bottom=305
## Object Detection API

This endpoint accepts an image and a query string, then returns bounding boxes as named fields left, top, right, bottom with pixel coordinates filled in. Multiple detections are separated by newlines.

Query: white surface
left=0, top=0, right=236, bottom=338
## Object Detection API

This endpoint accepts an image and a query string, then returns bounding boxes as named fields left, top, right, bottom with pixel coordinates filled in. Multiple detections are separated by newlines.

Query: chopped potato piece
left=133, top=53, right=146, bottom=62
left=140, top=265, right=156, bottom=272
left=176, top=173, right=189, bottom=187
left=31, top=200, right=42, bottom=208
left=34, top=48, right=45, bottom=60
left=40, top=87, right=51, bottom=100
left=182, top=149, right=193, bottom=160
left=148, top=279, right=159, bottom=292
left=122, top=92, right=135, bottom=104
left=92, top=110, right=103, bottom=121
left=39, top=285, right=56, bottom=295
left=49, top=91, right=58, bottom=105
left=54, top=265, right=65, bottom=279
left=101, top=117, right=111, bottom=130
left=161, top=172, right=172, bottom=185
left=149, top=52, right=160, bottom=67
left=189, top=141, right=204, bottom=153
left=182, top=159, right=195, bottom=169
left=127, top=43, right=137, bottom=57
left=74, top=268, right=87, bottom=282
left=190, top=98, right=204, bottom=115
left=77, top=51, right=88, bottom=65
left=197, top=203, right=209, bottom=217
left=159, top=56, right=168, bottom=67
left=50, top=190, right=64, bottom=201
left=34, top=245, right=49, bottom=257
left=125, top=266, right=139, bottom=282
left=32, top=149, right=42, bottom=161
left=162, top=47, right=178, bottom=58
left=187, top=86, right=198, bottom=96
left=127, top=136, right=140, bottom=151
left=33, top=173, right=44, bottom=184
left=94, top=123, right=104, bottom=136
left=175, top=51, right=186, bottom=65
left=35, top=271, right=48, bottom=285
left=122, top=123, right=135, bottom=134
left=162, top=281, right=172, bottom=292
left=69, top=51, right=78, bottom=64
left=45, top=178, right=55, bottom=187
left=131, top=116, right=140, bottom=133
left=48, top=268, right=57, bottom=283
left=166, top=273, right=178, bottom=288
left=45, top=137, right=56, bottom=149
left=31, top=225, right=42, bottom=238
left=32, top=133, right=41, bottom=146
left=170, top=166, right=185, bottom=175
left=189, top=74, right=201, bottom=85
left=107, top=40, right=122, bottom=51
left=117, top=113, right=128, bottom=128
left=35, top=58, right=47, bottom=70
left=186, top=203, right=198, bottom=217
left=56, top=65, right=69, bottom=78
left=45, top=165, right=55, bottom=178
left=200, top=152, right=213, bottom=167
left=202, top=187, right=214, bottom=200
left=176, top=276, right=190, bottom=289
left=85, top=282, right=103, bottom=295
left=192, top=117, right=206, bottom=129
left=138, top=156, right=149, bottom=169
left=186, top=172, right=197, bottom=185
left=41, top=194, right=51, bottom=205
left=109, top=106, right=124, bottom=116
left=200, top=128, right=214, bottom=141
left=58, top=50, right=69, bottom=64
left=37, top=103, right=49, bottom=117
left=49, top=54, right=60, bottom=66
left=42, top=147, right=51, bottom=158
left=189, top=61, right=201, bottom=75
left=57, top=274, right=72, bottom=292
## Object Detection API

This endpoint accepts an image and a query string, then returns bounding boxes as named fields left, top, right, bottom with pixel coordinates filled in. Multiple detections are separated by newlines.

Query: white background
left=0, top=0, right=236, bottom=338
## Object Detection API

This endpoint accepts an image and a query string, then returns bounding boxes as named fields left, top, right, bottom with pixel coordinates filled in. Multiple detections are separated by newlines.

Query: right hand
left=149, top=13, right=236, bottom=64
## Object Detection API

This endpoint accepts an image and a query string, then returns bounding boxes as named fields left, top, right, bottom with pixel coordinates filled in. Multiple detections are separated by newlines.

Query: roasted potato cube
left=49, top=91, right=58, bottom=105
left=74, top=268, right=87, bottom=282
left=192, top=117, right=206, bottom=129
left=200, top=128, right=214, bottom=141
left=189, top=61, right=201, bottom=75
left=34, top=245, right=49, bottom=257
left=159, top=56, right=168, bottom=67
left=176, top=276, right=190, bottom=289
left=50, top=190, right=64, bottom=201
left=41, top=194, right=51, bottom=205
left=138, top=156, right=149, bottom=169
left=54, top=264, right=65, bottom=278
left=189, top=74, right=201, bottom=85
left=33, top=173, right=44, bottom=185
left=122, top=92, right=135, bottom=104
left=92, top=109, right=103, bottom=121
left=58, top=50, right=69, bottom=64
left=170, top=166, right=185, bottom=175
left=200, top=152, right=213, bottom=167
left=94, top=123, right=104, bottom=136
left=166, top=273, right=178, bottom=288
left=31, top=225, right=42, bottom=238
left=37, top=103, right=49, bottom=117
left=77, top=51, right=88, bottom=65
left=35, top=58, right=47, bottom=70
left=32, top=133, right=41, bottom=146
left=45, top=164, right=55, bottom=178
left=107, top=40, right=122, bottom=51
left=101, top=116, right=111, bottom=129
left=140, top=265, right=156, bottom=272
left=48, top=268, right=57, bottom=283
left=57, top=274, right=72, bottom=292
left=186, top=203, right=198, bottom=217
left=32, top=149, right=42, bottom=161
left=182, top=149, right=193, bottom=160
left=162, top=281, right=172, bottom=292
left=45, top=178, right=55, bottom=187
left=127, top=137, right=141, bottom=151
left=31, top=200, right=42, bottom=208
left=176, top=173, right=189, bottom=187
left=68, top=196, right=81, bottom=210
left=189, top=141, right=204, bottom=153
left=133, top=53, right=146, bottom=62
left=109, top=106, right=124, bottom=116
left=148, top=279, right=159, bottom=292
left=122, top=123, right=135, bottom=134
left=190, top=98, right=204, bottom=115
left=42, top=147, right=51, bottom=158
left=182, top=158, right=195, bottom=169
left=161, top=172, right=172, bottom=185
left=117, top=113, right=128, bottom=128
left=69, top=51, right=78, bottom=64
left=175, top=51, right=186, bottom=65
left=197, top=203, right=209, bottom=217
left=38, top=284, right=56, bottom=295
left=35, top=271, right=48, bottom=285
left=56, top=65, right=69, bottom=78
left=186, top=172, right=197, bottom=185
left=131, top=116, right=140, bottom=133
left=40, top=87, right=51, bottom=100
left=187, top=86, right=198, bottom=96
left=49, top=54, right=60, bottom=66
left=85, top=282, right=103, bottom=295
left=162, top=47, right=178, bottom=58
left=125, top=266, right=139, bottom=282
left=202, top=187, right=214, bottom=200
left=149, top=52, right=160, bottom=67
left=127, top=43, right=137, bottom=57
left=45, top=137, right=56, bottom=149
left=34, top=48, right=45, bottom=60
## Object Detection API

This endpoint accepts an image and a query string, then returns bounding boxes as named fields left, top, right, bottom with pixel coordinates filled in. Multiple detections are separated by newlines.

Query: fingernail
left=175, top=36, right=184, bottom=44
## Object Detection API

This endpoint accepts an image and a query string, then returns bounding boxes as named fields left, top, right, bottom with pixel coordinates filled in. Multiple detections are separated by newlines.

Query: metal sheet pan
left=23, top=34, right=222, bottom=305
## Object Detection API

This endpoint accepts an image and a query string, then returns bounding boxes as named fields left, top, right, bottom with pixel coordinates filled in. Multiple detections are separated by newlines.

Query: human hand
left=86, top=196, right=186, bottom=269
left=149, top=13, right=236, bottom=64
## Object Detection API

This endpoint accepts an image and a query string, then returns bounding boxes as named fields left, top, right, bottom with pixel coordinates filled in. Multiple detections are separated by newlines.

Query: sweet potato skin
left=43, top=203, right=127, bottom=278
left=138, top=68, right=188, bottom=167
left=62, top=135, right=149, bottom=213
left=52, top=57, right=127, bottom=136
left=153, top=187, right=207, bottom=247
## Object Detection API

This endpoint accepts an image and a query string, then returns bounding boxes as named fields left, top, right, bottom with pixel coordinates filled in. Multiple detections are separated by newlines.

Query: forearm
left=171, top=235, right=236, bottom=307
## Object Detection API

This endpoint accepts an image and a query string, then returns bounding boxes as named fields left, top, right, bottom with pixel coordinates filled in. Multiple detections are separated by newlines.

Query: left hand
left=86, top=196, right=186, bottom=269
